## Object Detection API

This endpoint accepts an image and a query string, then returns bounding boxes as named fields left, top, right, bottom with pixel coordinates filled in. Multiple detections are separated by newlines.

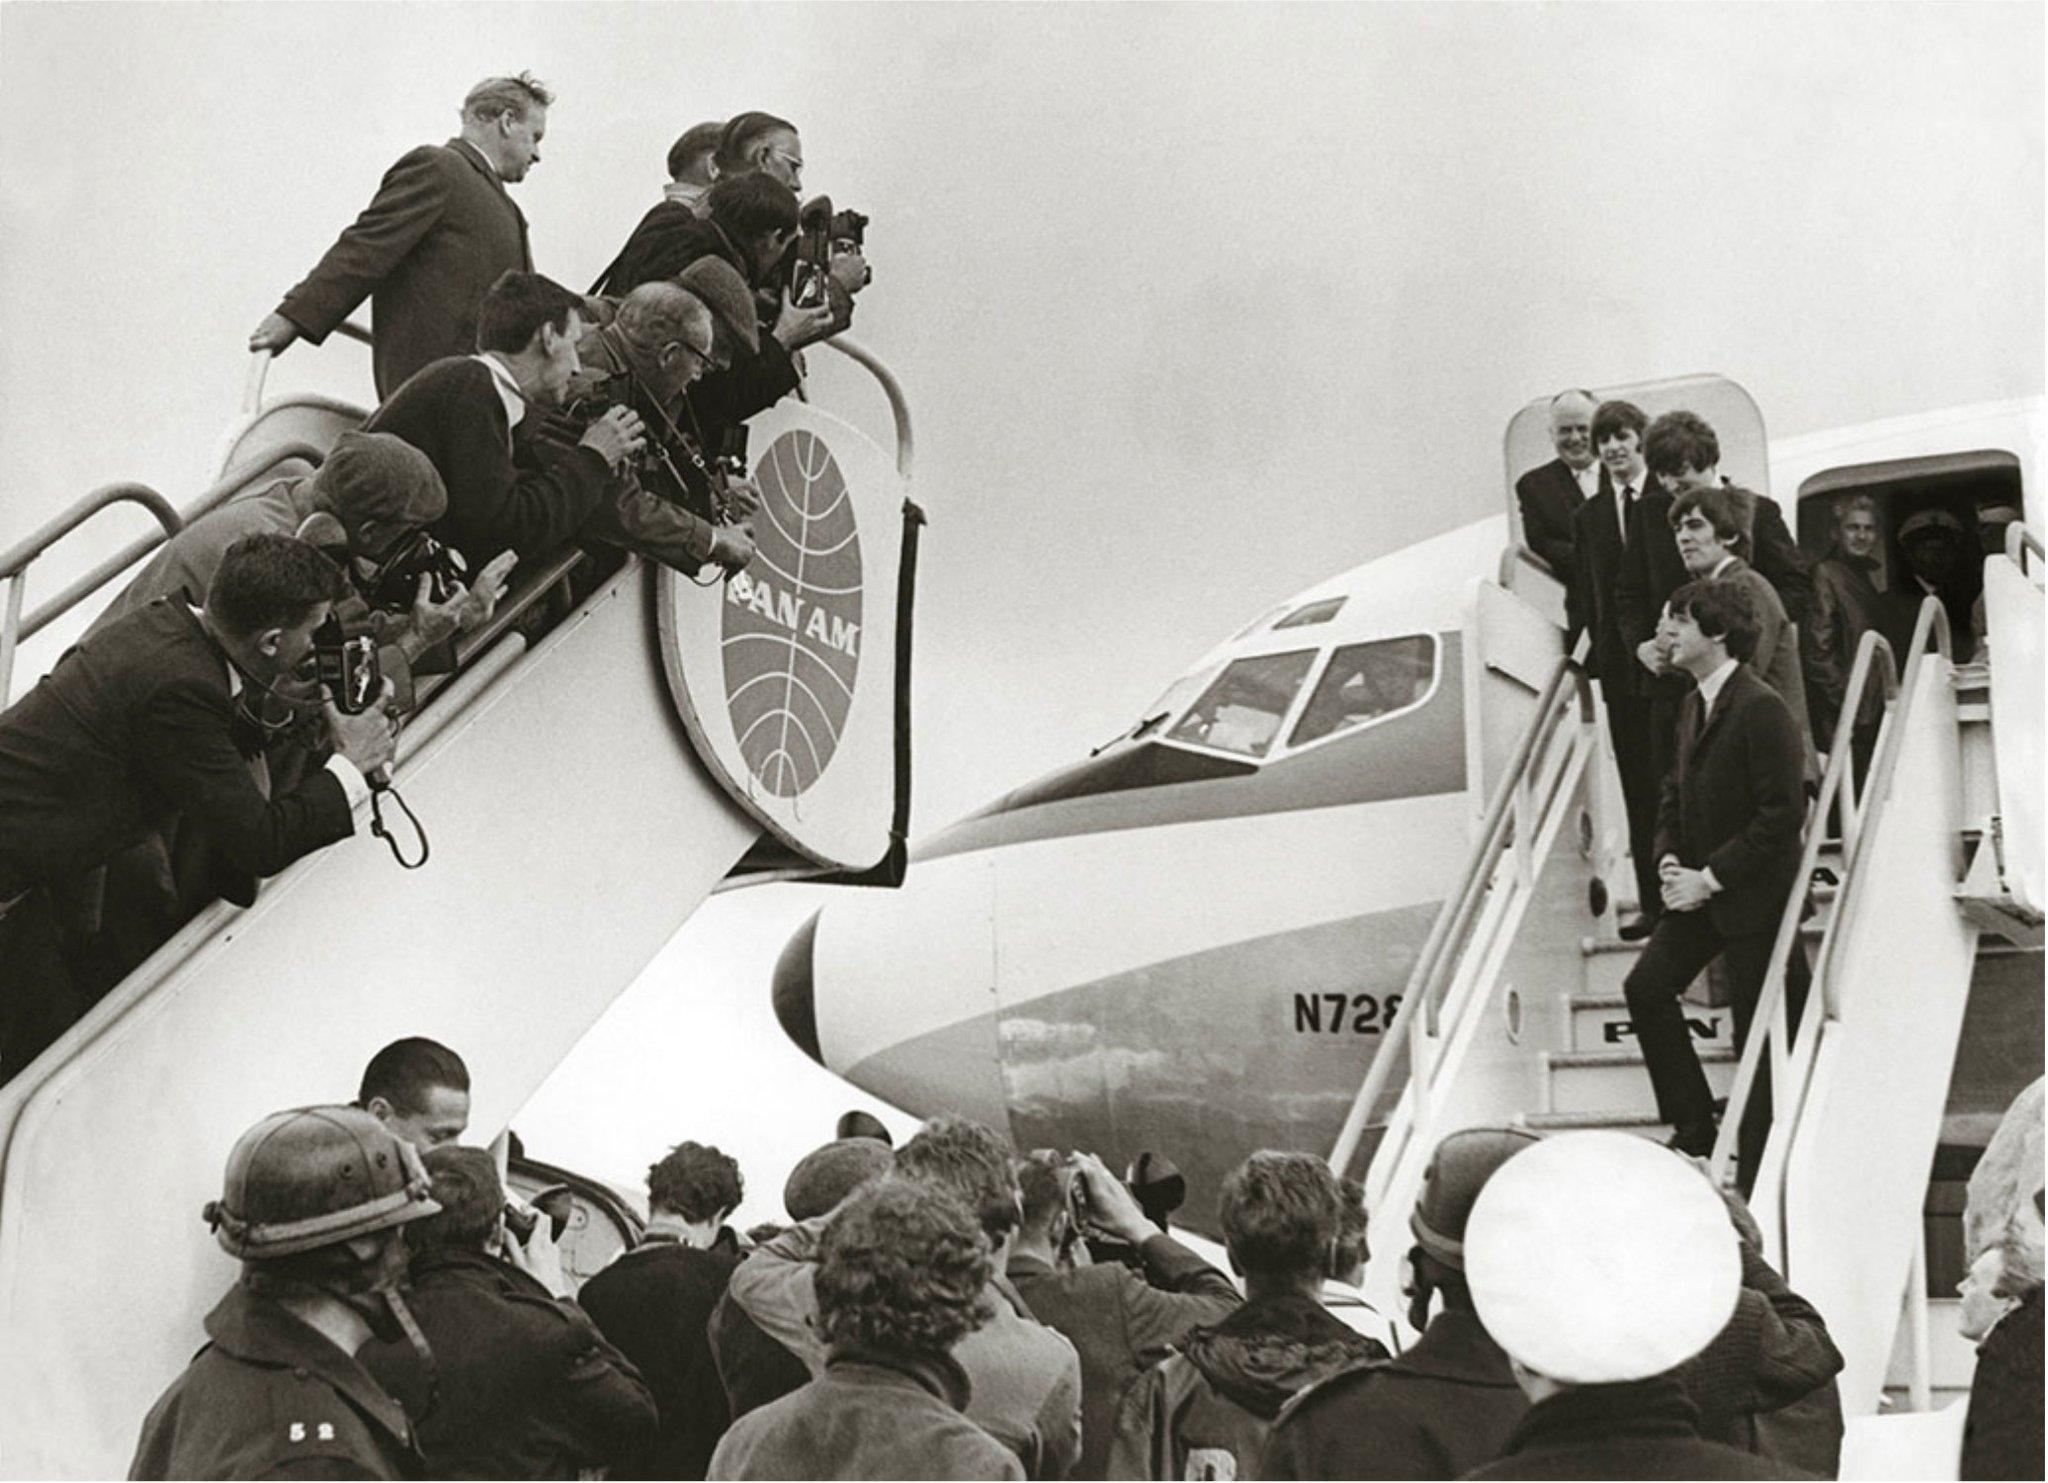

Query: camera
left=357, top=529, right=469, bottom=614
left=310, top=612, right=382, bottom=715
left=792, top=197, right=872, bottom=308
left=503, top=1185, right=573, bottom=1245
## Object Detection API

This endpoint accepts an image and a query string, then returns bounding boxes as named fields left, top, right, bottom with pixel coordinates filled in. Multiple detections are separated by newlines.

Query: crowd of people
left=129, top=1036, right=2045, bottom=1480
left=0, top=83, right=872, bottom=1079
left=1515, top=391, right=2020, bottom=1177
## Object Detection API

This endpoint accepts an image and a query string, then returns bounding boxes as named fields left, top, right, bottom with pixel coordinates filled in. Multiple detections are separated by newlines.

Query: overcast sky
left=2, top=3, right=2039, bottom=1221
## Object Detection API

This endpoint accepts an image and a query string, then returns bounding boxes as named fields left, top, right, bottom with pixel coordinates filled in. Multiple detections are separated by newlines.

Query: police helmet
left=1409, top=1126, right=1540, bottom=1272
left=205, top=1105, right=440, bottom=1261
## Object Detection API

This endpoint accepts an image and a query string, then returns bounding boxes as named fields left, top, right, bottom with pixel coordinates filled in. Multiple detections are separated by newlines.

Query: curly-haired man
left=580, top=1142, right=745, bottom=1479
left=709, top=1178, right=1024, bottom=1480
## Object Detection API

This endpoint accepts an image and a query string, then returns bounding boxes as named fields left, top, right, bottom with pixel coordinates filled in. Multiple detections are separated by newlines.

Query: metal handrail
left=821, top=335, right=914, bottom=480
left=1710, top=597, right=1952, bottom=1192
left=1330, top=650, right=1593, bottom=1182
left=13, top=445, right=327, bottom=646
left=1705, top=626, right=1899, bottom=1186
left=242, top=319, right=371, bottom=412
left=2008, top=522, right=2044, bottom=580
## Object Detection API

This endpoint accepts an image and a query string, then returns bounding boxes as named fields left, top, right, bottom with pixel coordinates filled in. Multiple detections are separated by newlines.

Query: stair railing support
left=1335, top=649, right=1591, bottom=1192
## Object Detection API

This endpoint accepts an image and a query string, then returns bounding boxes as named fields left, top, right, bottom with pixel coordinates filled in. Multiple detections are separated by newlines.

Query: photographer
left=366, top=270, right=647, bottom=571
left=596, top=175, right=842, bottom=462
left=358, top=1144, right=658, bottom=1478
left=536, top=281, right=758, bottom=578
left=1008, top=1151, right=1240, bottom=1480
left=89, top=431, right=513, bottom=715
left=0, top=533, right=393, bottom=1079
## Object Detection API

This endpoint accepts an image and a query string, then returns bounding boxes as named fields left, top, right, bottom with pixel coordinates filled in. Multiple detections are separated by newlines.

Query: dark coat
left=357, top=1247, right=657, bottom=1479
left=596, top=203, right=742, bottom=296
left=1106, top=1294, right=1386, bottom=1480
left=538, top=324, right=723, bottom=575
left=1571, top=469, right=1648, bottom=686
left=1712, top=559, right=1815, bottom=763
left=578, top=1236, right=741, bottom=1479
left=708, top=1346, right=1024, bottom=1481
left=708, top=1283, right=813, bottom=1421
left=1677, top=1243, right=1843, bottom=1469
left=589, top=208, right=805, bottom=454
left=1802, top=547, right=1913, bottom=746
left=1262, top=1306, right=1526, bottom=1480
left=363, top=357, right=612, bottom=569
left=277, top=140, right=531, bottom=399
left=0, top=599, right=353, bottom=901
left=1515, top=457, right=1589, bottom=582
left=1007, top=1235, right=1242, bottom=1479
left=130, top=1284, right=421, bottom=1480
left=1614, top=486, right=1809, bottom=697
left=1962, top=1286, right=2044, bottom=1481
left=1463, top=1375, right=1818, bottom=1480
left=1653, top=665, right=1807, bottom=936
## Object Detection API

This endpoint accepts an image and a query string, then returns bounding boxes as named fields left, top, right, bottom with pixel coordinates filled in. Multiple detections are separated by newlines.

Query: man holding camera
left=365, top=271, right=646, bottom=572
left=0, top=533, right=395, bottom=1079
left=539, top=280, right=759, bottom=578
left=358, top=1144, right=658, bottom=1478
left=89, top=431, right=513, bottom=714
left=1009, top=1151, right=1241, bottom=1479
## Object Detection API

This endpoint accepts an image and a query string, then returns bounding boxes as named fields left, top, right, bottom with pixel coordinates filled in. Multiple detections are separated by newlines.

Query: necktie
left=1618, top=484, right=1635, bottom=545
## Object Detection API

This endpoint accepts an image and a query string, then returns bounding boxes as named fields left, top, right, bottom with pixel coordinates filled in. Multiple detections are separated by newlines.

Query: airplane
left=773, top=371, right=2045, bottom=1419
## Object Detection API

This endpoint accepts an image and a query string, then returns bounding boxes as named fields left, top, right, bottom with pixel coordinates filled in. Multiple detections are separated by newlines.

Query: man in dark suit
left=250, top=74, right=550, bottom=398
left=364, top=271, right=646, bottom=570
left=1623, top=581, right=1808, bottom=1174
left=0, top=534, right=396, bottom=1078
left=1572, top=398, right=1665, bottom=940
left=1638, top=410, right=1812, bottom=625
left=1515, top=389, right=1601, bottom=585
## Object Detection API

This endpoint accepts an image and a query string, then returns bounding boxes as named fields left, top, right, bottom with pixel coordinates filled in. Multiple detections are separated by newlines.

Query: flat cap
left=784, top=1138, right=894, bottom=1222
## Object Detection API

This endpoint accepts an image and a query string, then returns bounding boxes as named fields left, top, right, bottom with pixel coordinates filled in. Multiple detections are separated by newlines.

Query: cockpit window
left=1272, top=596, right=1347, bottom=630
left=1166, top=650, right=1317, bottom=758
left=1289, top=635, right=1436, bottom=748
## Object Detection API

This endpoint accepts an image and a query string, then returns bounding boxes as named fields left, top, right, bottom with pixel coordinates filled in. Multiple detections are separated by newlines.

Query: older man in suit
left=251, top=74, right=550, bottom=398
left=0, top=535, right=395, bottom=1078
left=1623, top=581, right=1809, bottom=1182
left=1516, top=389, right=1602, bottom=584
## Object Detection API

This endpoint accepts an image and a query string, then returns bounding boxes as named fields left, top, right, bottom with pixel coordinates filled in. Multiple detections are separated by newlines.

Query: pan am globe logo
left=722, top=429, right=863, bottom=798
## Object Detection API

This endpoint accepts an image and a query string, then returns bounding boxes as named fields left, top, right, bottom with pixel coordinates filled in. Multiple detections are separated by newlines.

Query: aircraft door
left=1503, top=373, right=1771, bottom=591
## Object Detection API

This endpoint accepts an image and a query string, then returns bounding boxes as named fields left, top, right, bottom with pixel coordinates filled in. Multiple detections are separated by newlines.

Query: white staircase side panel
left=1983, top=554, right=2043, bottom=912
left=1781, top=659, right=1978, bottom=1420
left=0, top=563, right=763, bottom=1480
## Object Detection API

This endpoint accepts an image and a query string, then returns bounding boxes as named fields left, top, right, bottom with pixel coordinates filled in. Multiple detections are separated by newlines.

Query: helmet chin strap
left=346, top=1237, right=439, bottom=1418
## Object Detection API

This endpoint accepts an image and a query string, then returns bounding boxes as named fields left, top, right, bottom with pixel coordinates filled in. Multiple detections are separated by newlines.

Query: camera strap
left=369, top=782, right=430, bottom=870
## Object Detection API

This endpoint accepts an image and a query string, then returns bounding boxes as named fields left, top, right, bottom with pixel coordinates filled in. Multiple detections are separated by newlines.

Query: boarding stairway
left=1332, top=531, right=2044, bottom=1429
left=0, top=335, right=918, bottom=1480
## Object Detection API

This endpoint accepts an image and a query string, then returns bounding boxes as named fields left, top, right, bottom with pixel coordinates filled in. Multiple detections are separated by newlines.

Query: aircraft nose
left=773, top=909, right=824, bottom=1066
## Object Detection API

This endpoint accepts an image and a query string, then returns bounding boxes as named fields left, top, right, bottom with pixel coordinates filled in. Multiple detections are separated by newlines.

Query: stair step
left=1545, top=1046, right=1736, bottom=1115
left=1519, top=1109, right=1672, bottom=1138
left=1568, top=994, right=1739, bottom=1055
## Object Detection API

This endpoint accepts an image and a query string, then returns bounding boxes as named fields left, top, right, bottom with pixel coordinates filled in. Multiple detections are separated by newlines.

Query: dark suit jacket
left=365, top=356, right=612, bottom=568
left=1653, top=666, right=1806, bottom=936
left=0, top=599, right=354, bottom=899
left=1516, top=457, right=1589, bottom=580
left=277, top=140, right=532, bottom=398
left=1616, top=486, right=1810, bottom=664
left=359, top=1247, right=657, bottom=1479
left=1571, top=470, right=1644, bottom=686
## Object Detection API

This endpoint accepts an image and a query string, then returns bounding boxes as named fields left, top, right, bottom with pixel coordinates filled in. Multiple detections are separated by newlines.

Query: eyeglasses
left=677, top=340, right=724, bottom=372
